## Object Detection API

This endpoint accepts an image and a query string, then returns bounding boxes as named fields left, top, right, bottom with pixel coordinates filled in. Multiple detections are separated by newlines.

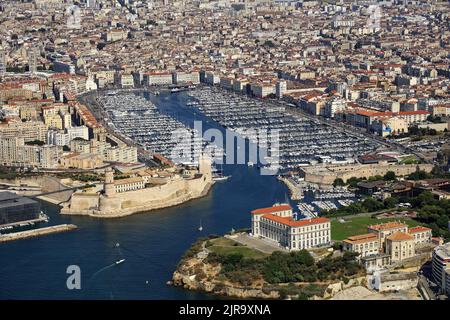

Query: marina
left=98, top=92, right=224, bottom=165
left=186, top=87, right=381, bottom=172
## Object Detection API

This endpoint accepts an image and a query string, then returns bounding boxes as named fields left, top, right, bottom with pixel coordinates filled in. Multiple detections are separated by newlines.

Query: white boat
left=213, top=175, right=230, bottom=181
left=115, top=259, right=125, bottom=265
left=198, top=220, right=203, bottom=232
left=247, top=161, right=254, bottom=167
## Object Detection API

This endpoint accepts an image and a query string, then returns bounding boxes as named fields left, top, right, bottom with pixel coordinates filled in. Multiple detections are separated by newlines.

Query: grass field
left=331, top=216, right=423, bottom=241
left=398, top=155, right=421, bottom=164
left=207, top=237, right=269, bottom=259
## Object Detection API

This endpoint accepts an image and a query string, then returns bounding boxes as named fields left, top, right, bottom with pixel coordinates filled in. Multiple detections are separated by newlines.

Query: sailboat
left=198, top=220, right=203, bottom=232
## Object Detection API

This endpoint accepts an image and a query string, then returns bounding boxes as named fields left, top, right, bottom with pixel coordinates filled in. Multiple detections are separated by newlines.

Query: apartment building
left=105, top=145, right=138, bottom=163
left=144, top=72, right=173, bottom=86
left=120, top=74, right=134, bottom=88
left=173, top=71, right=200, bottom=84
left=0, top=136, right=60, bottom=168
left=432, top=242, right=450, bottom=296
left=46, top=125, right=89, bottom=146
left=0, top=121, right=47, bottom=142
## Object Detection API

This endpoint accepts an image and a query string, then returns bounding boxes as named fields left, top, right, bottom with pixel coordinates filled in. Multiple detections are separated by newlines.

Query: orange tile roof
left=369, top=221, right=408, bottom=231
left=397, top=110, right=430, bottom=116
left=387, top=231, right=414, bottom=241
left=355, top=109, right=393, bottom=117
left=408, top=226, right=431, bottom=233
left=343, top=233, right=378, bottom=244
left=261, top=214, right=329, bottom=228
left=251, top=205, right=292, bottom=215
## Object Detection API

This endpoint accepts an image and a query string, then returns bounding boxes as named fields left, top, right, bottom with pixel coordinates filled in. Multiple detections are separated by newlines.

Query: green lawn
left=398, top=155, right=421, bottom=164
left=207, top=237, right=268, bottom=259
left=331, top=216, right=423, bottom=241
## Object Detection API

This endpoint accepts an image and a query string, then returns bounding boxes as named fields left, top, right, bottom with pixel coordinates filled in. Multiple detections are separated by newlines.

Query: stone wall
left=0, top=176, right=74, bottom=203
left=304, top=163, right=434, bottom=185
left=68, top=193, right=100, bottom=211
left=61, top=174, right=214, bottom=218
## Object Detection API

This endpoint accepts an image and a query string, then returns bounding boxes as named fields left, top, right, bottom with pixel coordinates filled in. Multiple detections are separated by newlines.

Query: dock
left=0, top=224, right=77, bottom=243
left=277, top=176, right=302, bottom=200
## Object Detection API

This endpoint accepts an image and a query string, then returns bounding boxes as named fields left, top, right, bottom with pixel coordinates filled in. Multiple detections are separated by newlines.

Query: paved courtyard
left=226, top=233, right=288, bottom=254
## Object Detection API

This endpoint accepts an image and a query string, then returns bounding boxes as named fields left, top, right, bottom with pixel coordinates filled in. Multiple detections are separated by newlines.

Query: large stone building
left=343, top=221, right=432, bottom=271
left=386, top=231, right=415, bottom=263
left=60, top=152, right=104, bottom=169
left=251, top=204, right=331, bottom=251
left=302, top=162, right=434, bottom=185
left=61, top=155, right=213, bottom=217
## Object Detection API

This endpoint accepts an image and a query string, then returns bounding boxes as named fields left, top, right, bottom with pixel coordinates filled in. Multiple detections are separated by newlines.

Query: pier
left=0, top=224, right=77, bottom=243
left=277, top=176, right=302, bottom=200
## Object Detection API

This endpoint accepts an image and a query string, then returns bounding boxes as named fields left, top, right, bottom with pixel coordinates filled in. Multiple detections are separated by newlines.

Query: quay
left=277, top=176, right=302, bottom=200
left=0, top=224, right=77, bottom=243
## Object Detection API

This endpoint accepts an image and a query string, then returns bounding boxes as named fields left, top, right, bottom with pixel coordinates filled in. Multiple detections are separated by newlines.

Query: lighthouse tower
left=198, top=154, right=212, bottom=181
left=104, top=167, right=115, bottom=197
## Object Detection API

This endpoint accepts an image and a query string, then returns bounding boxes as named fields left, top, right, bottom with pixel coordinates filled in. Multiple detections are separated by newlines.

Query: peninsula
left=60, top=155, right=214, bottom=218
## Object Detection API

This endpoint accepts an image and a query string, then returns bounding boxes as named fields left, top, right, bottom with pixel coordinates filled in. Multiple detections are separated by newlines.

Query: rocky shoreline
left=169, top=237, right=367, bottom=300
left=170, top=255, right=280, bottom=299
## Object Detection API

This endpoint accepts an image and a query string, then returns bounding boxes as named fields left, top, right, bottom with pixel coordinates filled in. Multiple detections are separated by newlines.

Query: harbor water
left=0, top=91, right=292, bottom=299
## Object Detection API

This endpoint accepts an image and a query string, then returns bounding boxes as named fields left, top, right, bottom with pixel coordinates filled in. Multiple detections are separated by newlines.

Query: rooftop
left=368, top=221, right=408, bottom=231
left=261, top=214, right=330, bottom=228
left=343, top=233, right=378, bottom=244
left=386, top=231, right=414, bottom=242
left=251, top=204, right=292, bottom=215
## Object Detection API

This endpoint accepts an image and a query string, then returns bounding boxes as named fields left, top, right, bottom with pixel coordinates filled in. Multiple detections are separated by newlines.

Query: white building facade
left=251, top=204, right=331, bottom=251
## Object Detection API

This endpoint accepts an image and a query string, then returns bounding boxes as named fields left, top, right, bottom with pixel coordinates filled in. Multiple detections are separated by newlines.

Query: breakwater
left=0, top=224, right=77, bottom=243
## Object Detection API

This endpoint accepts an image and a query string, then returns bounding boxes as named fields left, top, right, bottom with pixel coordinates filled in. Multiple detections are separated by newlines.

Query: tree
left=263, top=40, right=276, bottom=47
left=333, top=178, right=345, bottom=187
left=347, top=177, right=363, bottom=188
left=25, top=140, right=45, bottom=146
left=407, top=170, right=430, bottom=180
left=383, top=171, right=397, bottom=181
left=384, top=196, right=398, bottom=209
left=361, top=197, right=384, bottom=212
